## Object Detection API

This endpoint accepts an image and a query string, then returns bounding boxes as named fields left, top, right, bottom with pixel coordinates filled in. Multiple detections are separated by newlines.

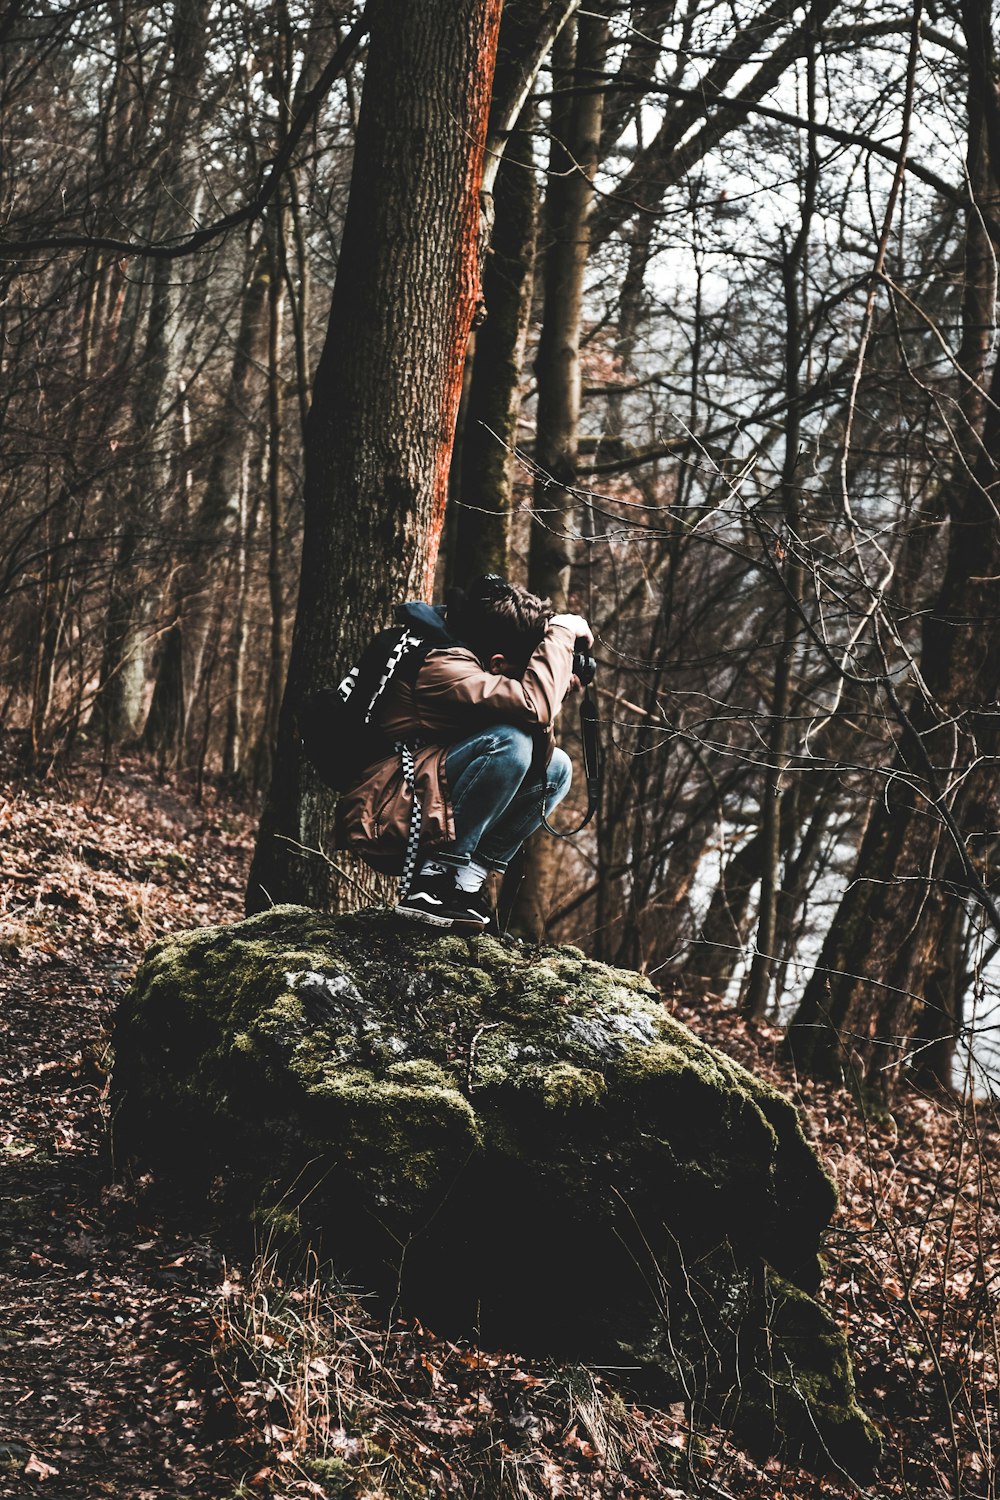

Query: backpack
left=298, top=609, right=449, bottom=793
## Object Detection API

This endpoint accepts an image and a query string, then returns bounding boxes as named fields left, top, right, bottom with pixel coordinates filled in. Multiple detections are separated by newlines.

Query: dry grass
left=207, top=1010, right=1000, bottom=1500
left=210, top=1236, right=699, bottom=1499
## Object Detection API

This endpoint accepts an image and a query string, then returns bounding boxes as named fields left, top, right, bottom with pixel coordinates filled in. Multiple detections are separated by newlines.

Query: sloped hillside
left=0, top=744, right=995, bottom=1499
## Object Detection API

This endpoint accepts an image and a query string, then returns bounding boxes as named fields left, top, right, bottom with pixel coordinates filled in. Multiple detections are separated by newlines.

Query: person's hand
left=566, top=673, right=582, bottom=694
left=550, top=613, right=594, bottom=649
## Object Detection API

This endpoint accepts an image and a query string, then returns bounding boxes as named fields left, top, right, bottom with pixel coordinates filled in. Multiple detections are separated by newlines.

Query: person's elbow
left=522, top=695, right=558, bottom=729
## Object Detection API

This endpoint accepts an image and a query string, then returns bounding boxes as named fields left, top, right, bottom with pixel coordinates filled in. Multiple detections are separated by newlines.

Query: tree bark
left=454, top=101, right=538, bottom=580
left=744, top=51, right=817, bottom=1017
left=247, top=0, right=504, bottom=914
left=511, top=7, right=607, bottom=943
left=527, top=8, right=608, bottom=605
left=447, top=0, right=579, bottom=584
left=249, top=223, right=288, bottom=792
left=222, top=452, right=257, bottom=781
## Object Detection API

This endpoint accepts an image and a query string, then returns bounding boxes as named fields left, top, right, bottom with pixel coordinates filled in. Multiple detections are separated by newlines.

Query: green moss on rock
left=729, top=1269, right=882, bottom=1477
left=111, top=904, right=878, bottom=1477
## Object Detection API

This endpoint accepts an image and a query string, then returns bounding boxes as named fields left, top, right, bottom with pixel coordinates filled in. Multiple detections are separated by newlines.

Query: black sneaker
left=396, top=871, right=491, bottom=931
left=462, top=886, right=497, bottom=932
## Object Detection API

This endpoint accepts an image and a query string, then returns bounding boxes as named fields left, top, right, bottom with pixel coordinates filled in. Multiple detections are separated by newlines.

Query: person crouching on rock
left=337, top=574, right=593, bottom=932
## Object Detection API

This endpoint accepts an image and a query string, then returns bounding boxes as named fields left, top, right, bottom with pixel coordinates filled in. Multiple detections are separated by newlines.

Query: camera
left=573, top=639, right=596, bottom=686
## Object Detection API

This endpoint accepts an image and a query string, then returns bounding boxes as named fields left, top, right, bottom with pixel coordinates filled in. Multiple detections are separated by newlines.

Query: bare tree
left=247, top=0, right=504, bottom=912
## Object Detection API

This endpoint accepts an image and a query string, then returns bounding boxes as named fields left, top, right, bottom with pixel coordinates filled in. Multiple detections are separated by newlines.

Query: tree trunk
left=691, top=739, right=841, bottom=997
left=511, top=8, right=607, bottom=944
left=144, top=0, right=336, bottom=765
left=143, top=236, right=270, bottom=760
left=744, top=76, right=816, bottom=1016
left=527, top=9, right=607, bottom=604
left=448, top=0, right=580, bottom=584
left=223, top=452, right=257, bottom=780
left=247, top=0, right=504, bottom=914
left=249, top=223, right=288, bottom=791
left=453, top=101, right=538, bottom=580
left=92, top=0, right=209, bottom=749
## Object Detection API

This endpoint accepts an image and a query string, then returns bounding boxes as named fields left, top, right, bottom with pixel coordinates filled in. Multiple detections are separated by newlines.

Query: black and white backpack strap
left=378, top=634, right=429, bottom=897
left=396, top=740, right=423, bottom=897
left=365, top=631, right=425, bottom=724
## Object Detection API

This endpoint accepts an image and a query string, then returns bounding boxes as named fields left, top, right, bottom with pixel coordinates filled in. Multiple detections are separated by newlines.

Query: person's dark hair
left=447, top=574, right=552, bottom=670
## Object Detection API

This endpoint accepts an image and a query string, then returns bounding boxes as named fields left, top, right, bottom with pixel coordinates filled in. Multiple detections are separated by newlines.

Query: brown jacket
left=337, top=620, right=576, bottom=870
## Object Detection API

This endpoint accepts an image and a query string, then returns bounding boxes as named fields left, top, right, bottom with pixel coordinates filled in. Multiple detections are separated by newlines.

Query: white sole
left=395, top=905, right=455, bottom=927
left=395, top=904, right=488, bottom=931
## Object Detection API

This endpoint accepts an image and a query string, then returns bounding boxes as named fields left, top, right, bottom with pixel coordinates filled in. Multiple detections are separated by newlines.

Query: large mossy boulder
left=111, top=905, right=879, bottom=1476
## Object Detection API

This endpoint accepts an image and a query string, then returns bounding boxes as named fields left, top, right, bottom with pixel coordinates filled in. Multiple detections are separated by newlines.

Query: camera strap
left=541, top=687, right=601, bottom=838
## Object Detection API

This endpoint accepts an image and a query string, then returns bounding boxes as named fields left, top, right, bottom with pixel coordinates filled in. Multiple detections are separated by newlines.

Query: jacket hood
left=394, top=601, right=456, bottom=647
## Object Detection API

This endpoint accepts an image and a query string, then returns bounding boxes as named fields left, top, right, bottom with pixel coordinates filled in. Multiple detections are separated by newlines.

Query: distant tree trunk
left=247, top=0, right=504, bottom=914
left=513, top=7, right=607, bottom=943
left=600, top=2, right=676, bottom=454
left=527, top=8, right=607, bottom=605
left=91, top=391, right=164, bottom=746
left=143, top=237, right=270, bottom=761
left=223, top=453, right=257, bottom=780
left=744, top=73, right=816, bottom=1017
left=249, top=223, right=288, bottom=791
left=144, top=0, right=328, bottom=767
left=92, top=0, right=209, bottom=749
left=454, top=101, right=538, bottom=581
left=691, top=718, right=843, bottom=996
left=787, top=10, right=1000, bottom=1090
left=601, top=601, right=675, bottom=967
left=604, top=211, right=654, bottom=447
left=91, top=265, right=173, bottom=747
left=695, top=825, right=770, bottom=994
left=770, top=784, right=837, bottom=1007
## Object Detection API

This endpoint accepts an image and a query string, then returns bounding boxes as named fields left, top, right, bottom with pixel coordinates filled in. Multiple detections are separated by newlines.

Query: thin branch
left=0, top=13, right=369, bottom=261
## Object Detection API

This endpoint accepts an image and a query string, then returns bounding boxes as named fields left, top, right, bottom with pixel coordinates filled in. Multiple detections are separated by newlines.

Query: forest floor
left=1, top=742, right=997, bottom=1500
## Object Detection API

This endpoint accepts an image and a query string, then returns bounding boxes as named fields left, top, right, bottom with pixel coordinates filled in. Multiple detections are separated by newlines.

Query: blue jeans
left=442, top=725, right=572, bottom=872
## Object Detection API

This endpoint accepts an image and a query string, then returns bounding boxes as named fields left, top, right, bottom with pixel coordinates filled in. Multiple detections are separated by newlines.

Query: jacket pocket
left=372, top=765, right=407, bottom=839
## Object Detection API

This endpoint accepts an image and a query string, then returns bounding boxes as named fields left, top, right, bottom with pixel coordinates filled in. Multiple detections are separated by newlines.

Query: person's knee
left=547, top=747, right=572, bottom=800
left=487, top=723, right=534, bottom=774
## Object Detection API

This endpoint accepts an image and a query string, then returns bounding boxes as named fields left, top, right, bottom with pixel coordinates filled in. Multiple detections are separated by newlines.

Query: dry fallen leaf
left=24, top=1454, right=60, bottom=1481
